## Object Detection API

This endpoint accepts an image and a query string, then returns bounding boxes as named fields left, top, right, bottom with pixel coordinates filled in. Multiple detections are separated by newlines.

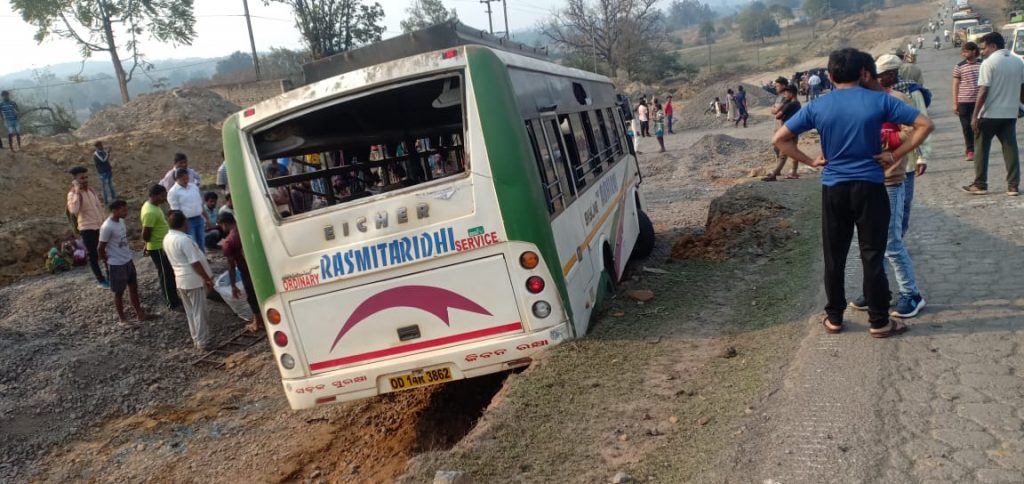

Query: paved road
left=748, top=29, right=1024, bottom=484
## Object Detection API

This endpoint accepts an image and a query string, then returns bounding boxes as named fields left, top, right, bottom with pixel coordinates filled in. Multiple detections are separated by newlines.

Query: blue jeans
left=902, top=170, right=914, bottom=237
left=98, top=171, right=116, bottom=205
left=187, top=216, right=206, bottom=251
left=667, top=116, right=674, bottom=133
left=810, top=85, right=820, bottom=100
left=885, top=183, right=919, bottom=297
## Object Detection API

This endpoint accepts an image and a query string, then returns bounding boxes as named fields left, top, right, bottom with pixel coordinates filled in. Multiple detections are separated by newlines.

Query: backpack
left=906, top=84, right=932, bottom=108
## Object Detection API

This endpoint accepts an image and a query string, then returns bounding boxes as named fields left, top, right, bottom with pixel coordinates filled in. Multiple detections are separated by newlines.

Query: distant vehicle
left=967, top=24, right=994, bottom=43
left=1011, top=25, right=1024, bottom=62
left=953, top=14, right=981, bottom=46
left=222, top=22, right=652, bottom=410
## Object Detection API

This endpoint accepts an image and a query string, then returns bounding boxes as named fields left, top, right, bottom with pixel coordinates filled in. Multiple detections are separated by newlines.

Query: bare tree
left=12, top=0, right=196, bottom=104
left=542, top=0, right=666, bottom=77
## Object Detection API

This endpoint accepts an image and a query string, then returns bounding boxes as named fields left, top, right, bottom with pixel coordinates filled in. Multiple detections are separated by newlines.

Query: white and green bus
left=222, top=23, right=654, bottom=409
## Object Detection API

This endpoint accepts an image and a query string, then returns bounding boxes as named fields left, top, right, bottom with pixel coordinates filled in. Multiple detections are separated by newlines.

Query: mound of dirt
left=670, top=190, right=794, bottom=261
left=76, top=88, right=239, bottom=139
left=686, top=134, right=777, bottom=180
left=674, top=82, right=775, bottom=131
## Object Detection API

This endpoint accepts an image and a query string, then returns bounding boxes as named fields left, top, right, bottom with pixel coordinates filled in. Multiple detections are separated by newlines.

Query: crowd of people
left=768, top=23, right=1023, bottom=337
left=62, top=148, right=258, bottom=352
left=630, top=95, right=673, bottom=153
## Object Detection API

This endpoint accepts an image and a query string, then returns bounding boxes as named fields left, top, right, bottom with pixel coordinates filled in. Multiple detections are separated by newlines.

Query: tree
left=768, top=4, right=794, bottom=24
left=216, top=51, right=255, bottom=78
left=666, top=0, right=716, bottom=30
left=261, top=47, right=312, bottom=84
left=12, top=0, right=196, bottom=104
left=542, top=0, right=666, bottom=77
left=269, top=0, right=385, bottom=59
left=737, top=2, right=780, bottom=43
left=400, top=0, right=457, bottom=33
left=698, top=20, right=715, bottom=44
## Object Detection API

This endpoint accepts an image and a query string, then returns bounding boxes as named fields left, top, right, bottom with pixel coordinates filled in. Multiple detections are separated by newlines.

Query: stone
left=434, top=470, right=470, bottom=484
left=697, top=416, right=712, bottom=426
left=611, top=471, right=634, bottom=483
left=720, top=347, right=738, bottom=358
left=310, top=470, right=322, bottom=479
left=669, top=416, right=679, bottom=424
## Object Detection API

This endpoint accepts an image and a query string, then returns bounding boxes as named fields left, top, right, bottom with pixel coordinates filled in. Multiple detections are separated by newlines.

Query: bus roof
left=302, top=21, right=550, bottom=85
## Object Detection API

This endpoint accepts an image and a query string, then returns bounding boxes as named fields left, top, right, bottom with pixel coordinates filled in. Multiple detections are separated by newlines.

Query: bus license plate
left=388, top=367, right=453, bottom=391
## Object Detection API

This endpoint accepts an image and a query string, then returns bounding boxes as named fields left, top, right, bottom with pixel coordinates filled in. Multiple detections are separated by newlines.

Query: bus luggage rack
left=193, top=328, right=267, bottom=368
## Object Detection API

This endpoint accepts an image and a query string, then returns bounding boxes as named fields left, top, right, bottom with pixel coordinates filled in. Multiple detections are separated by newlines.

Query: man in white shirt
left=808, top=73, right=822, bottom=100
left=98, top=200, right=148, bottom=324
left=216, top=150, right=229, bottom=193
left=168, top=168, right=210, bottom=250
left=164, top=210, right=215, bottom=351
left=160, top=152, right=201, bottom=190
left=963, top=32, right=1024, bottom=196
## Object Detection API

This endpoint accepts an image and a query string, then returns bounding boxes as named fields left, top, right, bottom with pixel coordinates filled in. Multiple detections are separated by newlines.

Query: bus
left=222, top=22, right=654, bottom=410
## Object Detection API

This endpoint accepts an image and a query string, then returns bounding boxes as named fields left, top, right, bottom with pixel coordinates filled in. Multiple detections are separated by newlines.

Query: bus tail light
left=280, top=353, right=295, bottom=369
left=267, top=308, right=281, bottom=324
left=442, top=49, right=458, bottom=59
left=273, top=331, right=289, bottom=347
left=519, top=251, right=539, bottom=269
left=526, top=276, right=545, bottom=294
left=532, top=301, right=552, bottom=318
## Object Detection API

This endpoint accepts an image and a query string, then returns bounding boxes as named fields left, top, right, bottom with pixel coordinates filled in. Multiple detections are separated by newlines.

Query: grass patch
left=403, top=180, right=822, bottom=483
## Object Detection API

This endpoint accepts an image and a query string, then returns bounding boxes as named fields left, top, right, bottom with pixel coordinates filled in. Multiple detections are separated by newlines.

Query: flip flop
left=870, top=319, right=909, bottom=339
left=821, top=316, right=843, bottom=334
left=785, top=174, right=800, bottom=179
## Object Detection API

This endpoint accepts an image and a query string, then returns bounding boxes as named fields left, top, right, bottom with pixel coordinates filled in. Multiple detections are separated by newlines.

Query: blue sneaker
left=98, top=279, right=110, bottom=289
left=849, top=295, right=868, bottom=311
left=891, top=294, right=925, bottom=318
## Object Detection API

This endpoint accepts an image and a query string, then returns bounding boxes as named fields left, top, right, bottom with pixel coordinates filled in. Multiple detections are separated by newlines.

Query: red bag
left=881, top=122, right=903, bottom=160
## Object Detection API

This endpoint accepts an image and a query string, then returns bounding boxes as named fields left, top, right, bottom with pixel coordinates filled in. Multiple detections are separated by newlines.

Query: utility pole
left=502, top=0, right=510, bottom=39
left=242, top=0, right=262, bottom=80
left=481, top=0, right=495, bottom=34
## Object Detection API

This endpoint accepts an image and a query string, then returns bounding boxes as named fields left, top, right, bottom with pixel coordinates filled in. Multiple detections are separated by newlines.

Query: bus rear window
left=249, top=73, right=466, bottom=219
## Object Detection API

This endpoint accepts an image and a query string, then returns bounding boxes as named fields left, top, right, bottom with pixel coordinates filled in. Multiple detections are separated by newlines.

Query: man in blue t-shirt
left=772, top=48, right=934, bottom=338
left=0, top=90, right=20, bottom=151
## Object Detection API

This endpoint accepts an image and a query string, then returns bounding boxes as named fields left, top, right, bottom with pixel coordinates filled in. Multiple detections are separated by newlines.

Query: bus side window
left=594, top=110, right=613, bottom=164
left=546, top=118, right=578, bottom=196
left=556, top=115, right=587, bottom=190
left=606, top=107, right=625, bottom=156
left=576, top=112, right=603, bottom=177
left=525, top=120, right=567, bottom=215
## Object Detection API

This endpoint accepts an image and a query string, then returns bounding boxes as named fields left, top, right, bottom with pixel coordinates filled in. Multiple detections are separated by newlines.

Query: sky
left=0, top=0, right=553, bottom=77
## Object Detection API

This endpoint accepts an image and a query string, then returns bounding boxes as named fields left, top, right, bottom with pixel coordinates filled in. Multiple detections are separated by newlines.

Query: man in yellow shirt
left=141, top=184, right=181, bottom=311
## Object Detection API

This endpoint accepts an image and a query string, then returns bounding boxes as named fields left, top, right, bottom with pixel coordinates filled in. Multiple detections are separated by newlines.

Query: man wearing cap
left=879, top=54, right=931, bottom=237
left=848, top=54, right=928, bottom=319
left=772, top=48, right=934, bottom=338
left=963, top=32, right=1023, bottom=196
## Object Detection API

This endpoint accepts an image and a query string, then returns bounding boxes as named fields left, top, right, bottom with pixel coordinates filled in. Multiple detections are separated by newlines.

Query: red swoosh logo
left=329, top=285, right=492, bottom=352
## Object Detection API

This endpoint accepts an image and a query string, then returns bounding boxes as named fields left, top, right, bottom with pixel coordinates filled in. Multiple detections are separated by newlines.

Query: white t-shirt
left=163, top=229, right=211, bottom=290
left=978, top=49, right=1024, bottom=119
left=168, top=182, right=204, bottom=218
left=638, top=104, right=649, bottom=122
left=99, top=216, right=133, bottom=266
left=808, top=75, right=821, bottom=86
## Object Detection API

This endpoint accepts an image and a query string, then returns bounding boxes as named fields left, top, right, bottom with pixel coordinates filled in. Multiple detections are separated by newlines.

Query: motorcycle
left=935, top=40, right=941, bottom=49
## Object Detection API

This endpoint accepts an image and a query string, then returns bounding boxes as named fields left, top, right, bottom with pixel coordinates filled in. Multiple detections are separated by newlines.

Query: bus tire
left=633, top=210, right=655, bottom=259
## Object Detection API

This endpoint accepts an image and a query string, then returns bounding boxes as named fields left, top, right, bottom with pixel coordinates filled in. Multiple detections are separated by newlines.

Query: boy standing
left=1, top=91, right=20, bottom=151
left=99, top=200, right=147, bottom=324
left=93, top=142, right=117, bottom=204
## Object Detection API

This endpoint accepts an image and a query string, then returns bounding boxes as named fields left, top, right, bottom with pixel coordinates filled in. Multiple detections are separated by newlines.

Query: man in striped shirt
left=953, top=41, right=981, bottom=161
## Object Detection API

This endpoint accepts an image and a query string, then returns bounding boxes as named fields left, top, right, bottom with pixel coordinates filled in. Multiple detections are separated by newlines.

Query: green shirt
left=140, top=201, right=169, bottom=251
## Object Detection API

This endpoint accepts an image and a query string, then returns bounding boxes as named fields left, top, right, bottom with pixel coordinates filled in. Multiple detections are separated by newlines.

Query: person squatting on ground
left=962, top=32, right=1023, bottom=196
left=98, top=200, right=148, bottom=324
left=218, top=212, right=264, bottom=333
left=164, top=210, right=214, bottom=351
left=953, top=42, right=981, bottom=162
left=168, top=168, right=209, bottom=250
left=772, top=48, right=934, bottom=338
left=141, top=184, right=182, bottom=311
left=763, top=83, right=802, bottom=182
left=847, top=54, right=927, bottom=319
left=1, top=90, right=21, bottom=151
left=93, top=141, right=117, bottom=205
left=66, top=166, right=109, bottom=288
left=160, top=152, right=201, bottom=190
left=733, top=85, right=749, bottom=128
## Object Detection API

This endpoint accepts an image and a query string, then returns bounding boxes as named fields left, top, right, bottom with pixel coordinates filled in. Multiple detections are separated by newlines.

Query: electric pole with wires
left=481, top=0, right=496, bottom=34
left=242, top=0, right=262, bottom=80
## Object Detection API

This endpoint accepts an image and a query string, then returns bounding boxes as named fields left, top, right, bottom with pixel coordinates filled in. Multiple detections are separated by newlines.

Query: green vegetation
left=400, top=0, right=458, bottom=33
left=738, top=2, right=782, bottom=43
left=268, top=0, right=386, bottom=60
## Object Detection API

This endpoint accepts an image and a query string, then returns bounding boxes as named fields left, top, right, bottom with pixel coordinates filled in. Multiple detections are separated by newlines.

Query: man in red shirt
left=665, top=95, right=675, bottom=134
left=218, top=212, right=263, bottom=332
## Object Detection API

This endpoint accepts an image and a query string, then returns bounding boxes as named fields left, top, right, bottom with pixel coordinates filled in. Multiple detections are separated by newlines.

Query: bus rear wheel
left=633, top=210, right=655, bottom=259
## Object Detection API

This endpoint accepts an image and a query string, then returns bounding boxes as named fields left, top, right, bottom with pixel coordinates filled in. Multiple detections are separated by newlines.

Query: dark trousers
left=973, top=117, right=1021, bottom=190
left=822, top=182, right=891, bottom=328
left=640, top=121, right=650, bottom=137
left=79, top=229, right=106, bottom=283
left=735, top=110, right=749, bottom=127
left=149, top=248, right=182, bottom=309
left=956, top=102, right=975, bottom=152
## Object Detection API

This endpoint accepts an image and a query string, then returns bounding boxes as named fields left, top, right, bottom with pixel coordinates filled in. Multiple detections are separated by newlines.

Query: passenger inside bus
left=250, top=75, right=468, bottom=219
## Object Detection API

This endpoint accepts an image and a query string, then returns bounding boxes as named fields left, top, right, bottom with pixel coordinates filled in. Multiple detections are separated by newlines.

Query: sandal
left=821, top=316, right=843, bottom=334
left=761, top=174, right=778, bottom=182
left=785, top=174, right=800, bottom=179
left=869, top=319, right=909, bottom=339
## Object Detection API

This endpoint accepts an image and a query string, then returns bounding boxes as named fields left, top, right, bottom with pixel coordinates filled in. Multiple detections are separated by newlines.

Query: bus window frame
left=525, top=119, right=568, bottom=215
left=542, top=115, right=579, bottom=198
left=243, top=70, right=471, bottom=224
